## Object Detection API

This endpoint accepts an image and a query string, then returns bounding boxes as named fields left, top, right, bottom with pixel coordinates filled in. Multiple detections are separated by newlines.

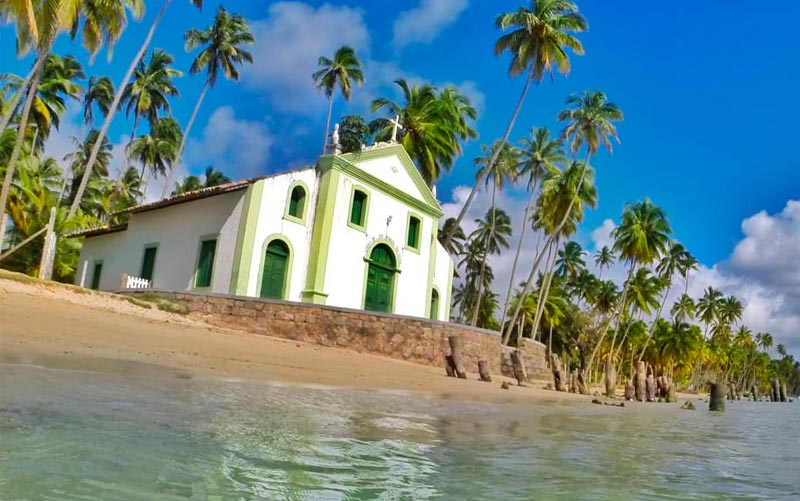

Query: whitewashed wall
left=432, top=240, right=453, bottom=320
left=243, top=168, right=317, bottom=300
left=323, top=173, right=438, bottom=317
left=76, top=191, right=245, bottom=292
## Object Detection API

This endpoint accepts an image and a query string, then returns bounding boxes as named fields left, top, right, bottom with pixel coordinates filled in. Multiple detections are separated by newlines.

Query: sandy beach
left=0, top=274, right=589, bottom=404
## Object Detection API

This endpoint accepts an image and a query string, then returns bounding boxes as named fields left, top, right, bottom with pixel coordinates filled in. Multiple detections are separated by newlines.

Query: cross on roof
left=390, top=115, right=404, bottom=143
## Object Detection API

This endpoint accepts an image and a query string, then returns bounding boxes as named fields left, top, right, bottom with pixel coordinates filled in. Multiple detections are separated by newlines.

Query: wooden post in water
left=667, top=378, right=677, bottom=403
left=510, top=349, right=528, bottom=386
left=634, top=361, right=646, bottom=402
left=780, top=382, right=788, bottom=402
left=751, top=385, right=759, bottom=401
left=604, top=359, right=617, bottom=398
left=477, top=359, right=492, bottom=383
left=624, top=380, right=635, bottom=400
left=550, top=353, right=564, bottom=392
left=645, top=373, right=656, bottom=402
left=447, top=336, right=467, bottom=379
left=709, top=383, right=726, bottom=411
left=771, top=379, right=780, bottom=402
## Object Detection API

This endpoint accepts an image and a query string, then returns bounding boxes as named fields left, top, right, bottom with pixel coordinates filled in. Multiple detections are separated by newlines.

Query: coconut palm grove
left=1, top=0, right=798, bottom=399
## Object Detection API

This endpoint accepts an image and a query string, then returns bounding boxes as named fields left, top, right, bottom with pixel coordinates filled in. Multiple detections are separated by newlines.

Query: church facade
left=75, top=143, right=454, bottom=321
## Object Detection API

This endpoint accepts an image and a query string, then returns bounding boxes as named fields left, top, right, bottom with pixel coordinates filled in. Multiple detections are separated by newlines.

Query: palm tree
left=594, top=245, right=614, bottom=279
left=82, top=76, right=115, bottom=131
left=202, top=166, right=229, bottom=187
left=438, top=217, right=466, bottom=256
left=470, top=141, right=519, bottom=325
left=121, top=49, right=182, bottom=140
left=502, top=91, right=621, bottom=344
left=555, top=241, right=585, bottom=279
left=500, top=126, right=564, bottom=330
left=68, top=0, right=203, bottom=220
left=371, top=80, right=477, bottom=186
left=161, top=6, right=254, bottom=198
left=172, top=175, right=202, bottom=195
left=65, top=130, right=112, bottom=208
left=671, top=294, right=696, bottom=322
left=126, top=117, right=182, bottom=188
left=442, top=0, right=587, bottom=249
left=756, top=332, right=773, bottom=354
left=697, top=286, right=724, bottom=337
left=313, top=45, right=364, bottom=154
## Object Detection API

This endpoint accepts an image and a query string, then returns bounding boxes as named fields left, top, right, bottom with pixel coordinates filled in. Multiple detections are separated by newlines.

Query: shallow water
left=1, top=357, right=798, bottom=500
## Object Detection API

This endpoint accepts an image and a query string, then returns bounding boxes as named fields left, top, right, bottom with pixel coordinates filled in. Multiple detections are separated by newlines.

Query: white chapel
left=74, top=131, right=455, bottom=321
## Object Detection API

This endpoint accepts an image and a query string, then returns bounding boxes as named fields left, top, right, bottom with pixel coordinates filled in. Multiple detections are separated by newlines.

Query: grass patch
left=117, top=295, right=154, bottom=310
left=131, top=292, right=190, bottom=315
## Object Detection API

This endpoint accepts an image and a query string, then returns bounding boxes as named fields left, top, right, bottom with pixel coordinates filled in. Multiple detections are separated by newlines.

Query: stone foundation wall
left=124, top=290, right=547, bottom=379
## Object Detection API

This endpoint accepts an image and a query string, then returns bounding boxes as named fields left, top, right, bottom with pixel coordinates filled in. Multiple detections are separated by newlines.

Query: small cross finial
left=390, top=115, right=404, bottom=143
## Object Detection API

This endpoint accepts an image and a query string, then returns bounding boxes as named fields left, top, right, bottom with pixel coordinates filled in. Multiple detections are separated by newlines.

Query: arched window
left=429, top=289, right=440, bottom=321
left=364, top=244, right=396, bottom=313
left=260, top=240, right=290, bottom=299
left=287, top=185, right=306, bottom=220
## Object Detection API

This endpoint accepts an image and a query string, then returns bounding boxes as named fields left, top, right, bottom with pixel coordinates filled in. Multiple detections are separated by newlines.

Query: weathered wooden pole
left=634, top=361, right=646, bottom=402
left=37, top=207, right=57, bottom=280
left=604, top=359, right=617, bottom=398
left=709, top=383, right=726, bottom=411
left=645, top=373, right=656, bottom=402
left=780, top=382, right=788, bottom=402
left=477, top=359, right=492, bottom=382
left=447, top=336, right=467, bottom=379
left=550, top=353, right=564, bottom=391
left=771, top=379, right=780, bottom=402
left=569, top=370, right=578, bottom=393
left=444, top=355, right=456, bottom=377
left=751, top=385, right=759, bottom=401
left=510, top=349, right=528, bottom=386
left=666, top=378, right=677, bottom=403
left=624, top=380, right=635, bottom=400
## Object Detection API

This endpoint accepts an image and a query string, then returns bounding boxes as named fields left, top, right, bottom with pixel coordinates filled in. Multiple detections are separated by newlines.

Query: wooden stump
left=624, top=380, right=635, bottom=400
left=569, top=370, right=578, bottom=393
left=634, top=361, right=646, bottom=402
left=645, top=374, right=656, bottom=402
left=751, top=385, right=759, bottom=401
left=444, top=355, right=456, bottom=377
left=477, top=359, right=492, bottom=383
left=771, top=379, right=780, bottom=402
left=448, top=336, right=467, bottom=379
left=709, top=383, right=726, bottom=412
left=577, top=371, right=591, bottom=395
left=780, top=382, right=788, bottom=402
left=510, top=349, right=528, bottom=386
left=604, top=359, right=617, bottom=398
left=667, top=380, right=677, bottom=403
left=551, top=353, right=565, bottom=392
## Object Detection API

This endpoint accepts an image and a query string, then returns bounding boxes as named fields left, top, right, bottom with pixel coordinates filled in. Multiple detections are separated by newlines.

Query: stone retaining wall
left=123, top=290, right=548, bottom=379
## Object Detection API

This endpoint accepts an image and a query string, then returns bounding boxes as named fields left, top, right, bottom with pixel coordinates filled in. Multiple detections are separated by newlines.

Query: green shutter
left=407, top=217, right=420, bottom=248
left=288, top=186, right=305, bottom=218
left=260, top=241, right=289, bottom=299
left=429, top=289, right=439, bottom=320
left=90, top=262, right=102, bottom=290
left=195, top=239, right=217, bottom=288
left=350, top=190, right=365, bottom=226
left=140, top=247, right=157, bottom=281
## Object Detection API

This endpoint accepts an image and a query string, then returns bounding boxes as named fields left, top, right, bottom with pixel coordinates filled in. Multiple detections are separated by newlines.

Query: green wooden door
left=364, top=245, right=395, bottom=313
left=140, top=247, right=157, bottom=281
left=260, top=240, right=289, bottom=299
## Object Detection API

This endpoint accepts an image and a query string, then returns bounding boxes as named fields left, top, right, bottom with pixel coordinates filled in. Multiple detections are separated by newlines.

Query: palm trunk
left=68, top=0, right=172, bottom=220
left=0, top=54, right=46, bottom=138
left=499, top=177, right=539, bottom=331
left=0, top=58, right=44, bottom=252
left=471, top=183, right=496, bottom=326
left=322, top=92, right=334, bottom=154
left=161, top=81, right=209, bottom=199
left=607, top=260, right=637, bottom=357
left=637, top=282, right=673, bottom=362
left=501, top=152, right=592, bottom=345
left=441, top=69, right=535, bottom=250
left=530, top=236, right=560, bottom=343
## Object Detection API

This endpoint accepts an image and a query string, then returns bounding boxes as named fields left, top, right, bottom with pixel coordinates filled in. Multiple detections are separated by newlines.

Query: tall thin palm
left=161, top=6, right=254, bottom=198
left=313, top=45, right=364, bottom=154
left=121, top=49, right=182, bottom=141
left=68, top=0, right=203, bottom=220
left=594, top=245, right=614, bottom=279
left=442, top=0, right=587, bottom=249
left=470, top=141, right=519, bottom=325
left=468, top=207, right=512, bottom=325
left=504, top=91, right=621, bottom=345
left=500, top=126, right=564, bottom=331
left=697, top=286, right=724, bottom=337
left=127, top=117, right=182, bottom=188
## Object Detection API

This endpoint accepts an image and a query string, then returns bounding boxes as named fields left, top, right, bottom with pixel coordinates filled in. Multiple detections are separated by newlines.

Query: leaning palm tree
left=438, top=217, right=467, bottom=256
left=594, top=245, right=615, bottom=279
left=121, top=49, right=182, bottom=140
left=65, top=129, right=112, bottom=207
left=68, top=0, right=203, bottom=220
left=82, top=76, right=115, bottom=130
left=470, top=141, right=519, bottom=325
left=313, top=45, right=364, bottom=153
left=441, top=0, right=587, bottom=249
left=503, top=91, right=621, bottom=344
left=127, top=117, right=182, bottom=193
left=371, top=80, right=477, bottom=186
left=161, top=6, right=254, bottom=198
left=499, top=126, right=564, bottom=330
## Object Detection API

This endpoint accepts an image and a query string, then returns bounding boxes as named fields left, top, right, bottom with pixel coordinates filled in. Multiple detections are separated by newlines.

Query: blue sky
left=3, top=1, right=800, bottom=354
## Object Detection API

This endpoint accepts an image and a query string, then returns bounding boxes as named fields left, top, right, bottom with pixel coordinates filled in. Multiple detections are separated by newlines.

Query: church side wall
left=433, top=241, right=454, bottom=320
left=324, top=173, right=437, bottom=317
left=76, top=191, right=245, bottom=292
left=243, top=169, right=317, bottom=300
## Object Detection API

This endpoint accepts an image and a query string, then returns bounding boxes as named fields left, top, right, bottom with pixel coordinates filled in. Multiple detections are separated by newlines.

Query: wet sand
left=0, top=275, right=589, bottom=404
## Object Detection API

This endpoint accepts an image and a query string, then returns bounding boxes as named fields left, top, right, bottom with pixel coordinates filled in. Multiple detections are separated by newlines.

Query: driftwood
left=448, top=336, right=467, bottom=379
left=510, top=349, right=528, bottom=386
left=645, top=374, right=656, bottom=402
left=551, top=353, right=565, bottom=392
left=709, top=383, right=726, bottom=411
left=634, top=361, right=646, bottom=402
left=604, top=359, right=617, bottom=398
left=477, top=359, right=492, bottom=383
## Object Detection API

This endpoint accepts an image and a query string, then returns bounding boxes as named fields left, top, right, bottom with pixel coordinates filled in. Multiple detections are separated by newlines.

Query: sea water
left=1, top=357, right=798, bottom=500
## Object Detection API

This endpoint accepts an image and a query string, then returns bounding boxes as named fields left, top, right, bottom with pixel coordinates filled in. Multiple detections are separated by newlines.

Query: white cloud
left=185, top=106, right=272, bottom=179
left=590, top=218, right=615, bottom=251
left=243, top=2, right=370, bottom=113
left=393, top=0, right=469, bottom=49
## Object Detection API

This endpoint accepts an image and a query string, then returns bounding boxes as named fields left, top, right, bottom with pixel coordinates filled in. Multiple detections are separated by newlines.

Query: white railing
left=120, top=273, right=151, bottom=289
